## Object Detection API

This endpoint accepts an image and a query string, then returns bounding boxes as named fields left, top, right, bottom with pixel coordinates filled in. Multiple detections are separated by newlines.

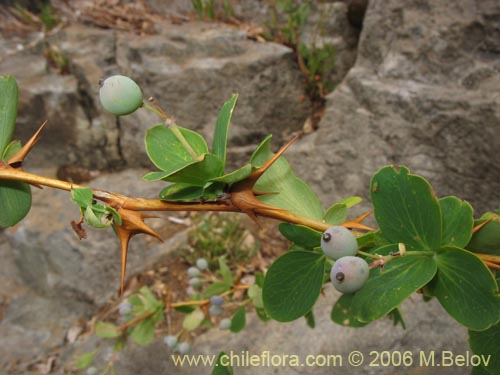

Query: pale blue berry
left=209, top=304, right=223, bottom=317
left=196, top=258, right=208, bottom=270
left=210, top=296, right=224, bottom=306
left=99, top=75, right=143, bottom=116
left=187, top=266, right=200, bottom=278
left=331, top=256, right=369, bottom=294
left=178, top=342, right=191, bottom=355
left=163, top=335, right=178, bottom=348
left=118, top=300, right=132, bottom=316
left=189, top=277, right=202, bottom=288
left=321, top=226, right=358, bottom=260
left=219, top=318, right=231, bottom=330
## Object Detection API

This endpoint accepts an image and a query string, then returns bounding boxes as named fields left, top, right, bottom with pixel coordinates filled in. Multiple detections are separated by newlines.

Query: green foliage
left=76, top=352, right=95, bottom=370
left=467, top=213, right=500, bottom=255
left=183, top=213, right=258, bottom=269
left=299, top=42, right=336, bottom=98
left=211, top=352, right=234, bottom=375
left=70, top=187, right=121, bottom=228
left=278, top=223, right=321, bottom=250
left=192, top=0, right=232, bottom=20
left=469, top=322, right=500, bottom=374
left=230, top=307, right=246, bottom=333
left=263, top=251, right=325, bottom=322
left=428, top=247, right=500, bottom=330
left=351, top=250, right=437, bottom=322
left=0, top=75, right=32, bottom=228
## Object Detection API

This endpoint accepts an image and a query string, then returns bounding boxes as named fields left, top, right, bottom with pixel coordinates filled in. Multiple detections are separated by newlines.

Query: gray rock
left=116, top=21, right=310, bottom=169
left=0, top=169, right=186, bottom=369
left=289, top=0, right=500, bottom=214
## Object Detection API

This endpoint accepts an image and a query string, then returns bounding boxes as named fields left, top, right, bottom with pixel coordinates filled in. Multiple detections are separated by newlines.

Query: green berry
left=330, top=256, right=369, bottom=294
left=99, top=75, right=143, bottom=116
left=321, top=226, right=358, bottom=260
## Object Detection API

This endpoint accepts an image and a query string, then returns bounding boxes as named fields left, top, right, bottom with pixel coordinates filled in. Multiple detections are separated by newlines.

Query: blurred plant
left=192, top=0, right=233, bottom=21
left=264, top=0, right=336, bottom=99
left=183, top=212, right=259, bottom=270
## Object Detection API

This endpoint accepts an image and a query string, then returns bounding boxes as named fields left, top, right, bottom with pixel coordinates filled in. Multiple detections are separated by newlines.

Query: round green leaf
left=278, top=223, right=321, bottom=249
left=469, top=323, right=500, bottom=374
left=440, top=196, right=473, bottom=248
left=263, top=251, right=326, bottom=322
left=352, top=248, right=437, bottom=323
left=182, top=308, right=205, bottom=331
left=331, top=293, right=368, bottom=327
left=370, top=166, right=441, bottom=251
left=0, top=180, right=32, bottom=228
left=429, top=246, right=500, bottom=330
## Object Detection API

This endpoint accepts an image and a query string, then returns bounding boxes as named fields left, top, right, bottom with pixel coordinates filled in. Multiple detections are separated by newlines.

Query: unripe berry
left=99, top=75, right=143, bottom=116
left=209, top=304, right=223, bottom=316
left=210, top=295, right=224, bottom=306
left=330, top=256, right=369, bottom=294
left=321, top=226, right=358, bottom=260
left=163, top=335, right=178, bottom=348
left=178, top=342, right=191, bottom=355
left=196, top=258, right=209, bottom=270
left=219, top=318, right=231, bottom=330
left=187, top=266, right=200, bottom=278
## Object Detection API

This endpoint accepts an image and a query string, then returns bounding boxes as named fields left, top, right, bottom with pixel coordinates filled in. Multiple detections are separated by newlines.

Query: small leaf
left=95, top=322, right=120, bottom=338
left=388, top=307, right=406, bottom=329
left=304, top=310, right=315, bottom=328
left=429, top=246, right=500, bottom=330
left=84, top=206, right=111, bottom=228
left=0, top=75, right=18, bottom=156
left=1, top=139, right=21, bottom=161
left=337, top=196, right=362, bottom=208
left=129, top=318, right=155, bottom=346
left=251, top=136, right=324, bottom=220
left=218, top=257, right=233, bottom=286
left=263, top=251, right=326, bottom=322
left=174, top=305, right=196, bottom=314
left=440, top=196, right=473, bottom=248
left=211, top=352, right=234, bottom=375
left=370, top=166, right=441, bottom=251
left=71, top=187, right=94, bottom=208
left=323, top=203, right=347, bottom=225
left=352, top=247, right=437, bottom=323
left=159, top=183, right=205, bottom=201
left=212, top=94, right=238, bottom=169
left=248, top=284, right=264, bottom=309
left=205, top=281, right=231, bottom=298
left=467, top=214, right=500, bottom=255
left=210, top=164, right=252, bottom=185
left=469, top=322, right=500, bottom=374
left=76, top=352, right=95, bottom=370
left=255, top=307, right=271, bottom=322
left=145, top=124, right=208, bottom=173
left=230, top=307, right=246, bottom=333
left=182, top=309, right=205, bottom=331
left=0, top=180, right=32, bottom=228
left=331, top=294, right=368, bottom=327
left=278, top=223, right=321, bottom=249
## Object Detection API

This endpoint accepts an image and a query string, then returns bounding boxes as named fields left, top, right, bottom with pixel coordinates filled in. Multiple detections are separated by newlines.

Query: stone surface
left=0, top=20, right=310, bottom=170
left=0, top=169, right=186, bottom=370
left=289, top=0, right=500, bottom=214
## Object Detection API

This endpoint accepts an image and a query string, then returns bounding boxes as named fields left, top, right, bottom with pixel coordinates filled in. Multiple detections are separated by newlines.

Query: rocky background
left=0, top=0, right=499, bottom=374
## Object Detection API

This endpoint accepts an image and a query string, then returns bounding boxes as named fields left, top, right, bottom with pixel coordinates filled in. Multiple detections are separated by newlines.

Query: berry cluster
left=321, top=226, right=369, bottom=294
